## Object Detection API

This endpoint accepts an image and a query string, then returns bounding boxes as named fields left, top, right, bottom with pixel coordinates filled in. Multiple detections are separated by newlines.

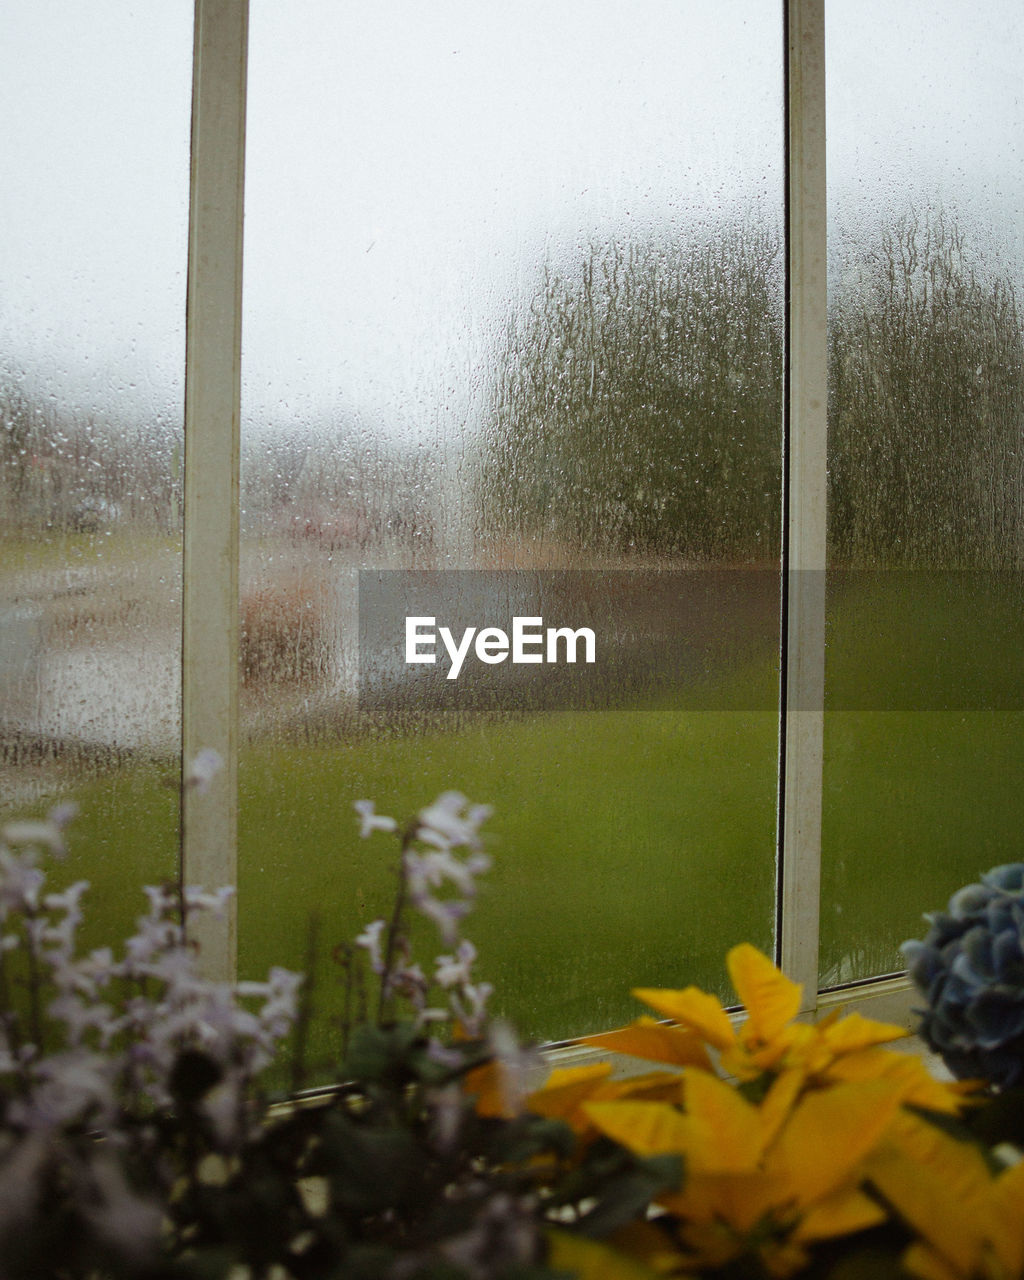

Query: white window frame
left=181, top=0, right=916, bottom=1031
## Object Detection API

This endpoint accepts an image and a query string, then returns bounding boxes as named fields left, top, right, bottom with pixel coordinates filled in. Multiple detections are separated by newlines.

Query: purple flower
left=354, top=919, right=387, bottom=973
left=903, top=862, right=1024, bottom=1086
left=353, top=799, right=397, bottom=838
left=183, top=748, right=223, bottom=794
left=417, top=792, right=492, bottom=851
left=414, top=894, right=471, bottom=946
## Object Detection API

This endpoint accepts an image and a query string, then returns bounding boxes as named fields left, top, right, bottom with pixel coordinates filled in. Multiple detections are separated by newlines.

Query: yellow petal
left=758, top=1067, right=806, bottom=1149
left=743, top=1022, right=812, bottom=1073
left=761, top=1238, right=813, bottom=1279
left=584, top=1100, right=694, bottom=1161
left=529, top=1070, right=683, bottom=1141
left=546, top=1228, right=666, bottom=1279
left=658, top=1169, right=779, bottom=1235
left=465, top=1059, right=516, bottom=1118
left=676, top=1217, right=746, bottom=1269
left=727, top=944, right=803, bottom=1043
left=826, top=1047, right=975, bottom=1114
left=608, top=1221, right=691, bottom=1275
left=632, top=986, right=736, bottom=1052
left=586, top=1076, right=763, bottom=1176
left=819, top=1011, right=910, bottom=1055
left=864, top=1112, right=991, bottom=1277
left=527, top=1063, right=613, bottom=1125
left=718, top=1043, right=763, bottom=1082
left=581, top=1017, right=715, bottom=1071
left=870, top=1152, right=980, bottom=1277
left=596, top=1071, right=687, bottom=1106
left=792, top=1187, right=888, bottom=1243
left=767, top=1080, right=904, bottom=1205
left=989, top=1158, right=1024, bottom=1276
left=680, top=1068, right=766, bottom=1171
left=901, top=1242, right=966, bottom=1280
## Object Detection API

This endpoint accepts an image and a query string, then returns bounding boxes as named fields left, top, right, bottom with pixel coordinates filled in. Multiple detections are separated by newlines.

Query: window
left=3, top=0, right=1021, bottom=1068
left=0, top=0, right=192, bottom=945
left=821, top=0, right=1024, bottom=989
left=238, top=0, right=784, bottom=1044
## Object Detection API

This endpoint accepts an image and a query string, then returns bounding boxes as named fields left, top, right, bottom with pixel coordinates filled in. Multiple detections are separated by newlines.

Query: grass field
left=12, top=571, right=1024, bottom=1075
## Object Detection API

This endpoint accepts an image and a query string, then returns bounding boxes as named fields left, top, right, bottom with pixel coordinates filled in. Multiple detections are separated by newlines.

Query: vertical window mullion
left=182, top=0, right=248, bottom=980
left=780, top=0, right=826, bottom=1009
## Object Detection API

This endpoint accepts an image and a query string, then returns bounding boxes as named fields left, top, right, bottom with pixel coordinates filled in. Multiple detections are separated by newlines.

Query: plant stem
left=377, top=824, right=414, bottom=1025
left=289, top=914, right=319, bottom=1094
left=0, top=947, right=21, bottom=1055
left=23, top=911, right=44, bottom=1050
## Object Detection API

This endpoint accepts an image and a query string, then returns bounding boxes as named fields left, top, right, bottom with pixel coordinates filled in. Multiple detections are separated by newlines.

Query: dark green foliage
left=67, top=1029, right=580, bottom=1280
left=481, top=227, right=784, bottom=561
left=828, top=211, right=1024, bottom=567
left=547, top=1144, right=682, bottom=1240
left=158, top=1038, right=669, bottom=1280
left=964, top=1083, right=1024, bottom=1148
left=481, top=209, right=1024, bottom=572
left=28, top=1022, right=674, bottom=1280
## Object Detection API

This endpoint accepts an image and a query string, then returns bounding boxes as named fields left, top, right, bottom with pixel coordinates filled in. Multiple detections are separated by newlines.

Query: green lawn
left=15, top=571, right=1024, bottom=1078
left=236, top=707, right=778, bottom=1055
left=819, top=572, right=1024, bottom=984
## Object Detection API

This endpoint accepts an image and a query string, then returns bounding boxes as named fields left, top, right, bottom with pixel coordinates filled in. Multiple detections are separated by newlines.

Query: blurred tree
left=479, top=225, right=784, bottom=562
left=0, top=371, right=39, bottom=530
left=828, top=211, right=1024, bottom=567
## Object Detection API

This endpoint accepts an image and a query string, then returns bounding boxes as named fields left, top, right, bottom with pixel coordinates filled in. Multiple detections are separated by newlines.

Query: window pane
left=241, top=0, right=784, bottom=1051
left=0, top=3, right=193, bottom=934
left=823, top=0, right=1024, bottom=984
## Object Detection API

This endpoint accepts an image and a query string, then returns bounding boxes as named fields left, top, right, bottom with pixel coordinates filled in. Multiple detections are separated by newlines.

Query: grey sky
left=2, top=1, right=1022, bottom=443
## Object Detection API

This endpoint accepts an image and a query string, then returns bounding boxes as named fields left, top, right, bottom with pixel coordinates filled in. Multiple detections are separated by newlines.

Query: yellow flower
left=584, top=1071, right=906, bottom=1276
left=523, top=1063, right=686, bottom=1140
left=586, top=944, right=976, bottom=1113
left=631, top=943, right=908, bottom=1081
left=547, top=1227, right=666, bottom=1278
left=866, top=1109, right=1024, bottom=1280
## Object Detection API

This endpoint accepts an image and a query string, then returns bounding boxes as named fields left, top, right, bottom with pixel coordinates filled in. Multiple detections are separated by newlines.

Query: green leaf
left=338, top=1244, right=399, bottom=1280
left=573, top=1153, right=683, bottom=1239
left=343, top=1021, right=423, bottom=1082
left=489, top=1115, right=577, bottom=1165
left=964, top=1084, right=1024, bottom=1150
left=318, top=1111, right=419, bottom=1214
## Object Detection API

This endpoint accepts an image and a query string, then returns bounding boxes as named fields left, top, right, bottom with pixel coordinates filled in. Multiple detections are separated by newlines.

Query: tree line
left=479, top=210, right=1024, bottom=568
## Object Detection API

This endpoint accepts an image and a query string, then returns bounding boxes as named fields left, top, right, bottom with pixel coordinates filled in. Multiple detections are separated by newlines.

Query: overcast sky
left=1, top=1, right=1021, bottom=446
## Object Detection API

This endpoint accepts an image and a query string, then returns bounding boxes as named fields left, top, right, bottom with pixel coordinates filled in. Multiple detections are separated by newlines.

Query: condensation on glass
left=0, top=4, right=192, bottom=919
left=822, top=0, right=1024, bottom=984
left=241, top=0, right=785, bottom=1048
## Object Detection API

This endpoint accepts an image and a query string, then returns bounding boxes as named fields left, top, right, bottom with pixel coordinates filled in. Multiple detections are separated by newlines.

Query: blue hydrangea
left=902, top=864, right=1024, bottom=1088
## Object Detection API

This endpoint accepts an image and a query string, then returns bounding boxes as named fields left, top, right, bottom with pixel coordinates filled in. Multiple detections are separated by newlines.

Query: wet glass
left=822, top=0, right=1024, bottom=983
left=0, top=3, right=192, bottom=940
left=241, top=0, right=784, bottom=1052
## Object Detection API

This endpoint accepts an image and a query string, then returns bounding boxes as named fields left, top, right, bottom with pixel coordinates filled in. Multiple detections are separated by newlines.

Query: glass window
left=20, top=3, right=1020, bottom=1046
left=0, top=3, right=194, bottom=937
left=241, top=0, right=785, bottom=1053
left=822, top=0, right=1024, bottom=984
